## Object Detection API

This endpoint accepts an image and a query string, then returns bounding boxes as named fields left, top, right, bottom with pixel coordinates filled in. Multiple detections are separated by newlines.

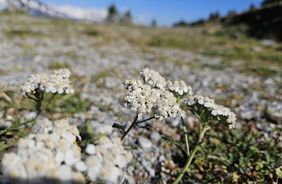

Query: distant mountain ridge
left=0, top=0, right=107, bottom=22
left=226, top=2, right=282, bottom=40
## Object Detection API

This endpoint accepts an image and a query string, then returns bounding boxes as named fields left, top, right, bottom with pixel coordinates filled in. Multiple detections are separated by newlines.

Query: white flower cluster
left=124, top=79, right=161, bottom=116
left=140, top=68, right=167, bottom=90
left=124, top=68, right=236, bottom=127
left=168, top=80, right=193, bottom=96
left=154, top=91, right=184, bottom=119
left=21, top=69, right=74, bottom=95
left=2, top=119, right=84, bottom=184
left=186, top=95, right=236, bottom=128
left=124, top=68, right=188, bottom=119
left=85, top=137, right=132, bottom=183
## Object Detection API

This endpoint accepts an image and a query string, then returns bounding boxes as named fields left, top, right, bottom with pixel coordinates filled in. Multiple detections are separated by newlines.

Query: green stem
left=0, top=139, right=18, bottom=151
left=181, top=116, right=189, bottom=156
left=0, top=115, right=38, bottom=136
left=0, top=91, right=44, bottom=136
left=0, top=126, right=17, bottom=136
left=173, top=125, right=210, bottom=184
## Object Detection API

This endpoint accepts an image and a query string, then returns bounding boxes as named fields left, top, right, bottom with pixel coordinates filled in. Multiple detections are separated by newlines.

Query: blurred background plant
left=0, top=69, right=78, bottom=153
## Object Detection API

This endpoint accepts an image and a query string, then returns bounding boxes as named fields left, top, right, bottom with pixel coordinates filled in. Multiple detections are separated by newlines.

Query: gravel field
left=0, top=13, right=281, bottom=183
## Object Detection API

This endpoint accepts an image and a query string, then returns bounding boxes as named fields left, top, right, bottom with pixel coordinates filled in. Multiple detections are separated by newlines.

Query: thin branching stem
left=162, top=136, right=188, bottom=156
left=135, top=116, right=155, bottom=128
left=121, top=115, right=155, bottom=141
left=173, top=124, right=210, bottom=184
left=121, top=114, right=139, bottom=141
left=136, top=116, right=155, bottom=124
left=25, top=93, right=38, bottom=102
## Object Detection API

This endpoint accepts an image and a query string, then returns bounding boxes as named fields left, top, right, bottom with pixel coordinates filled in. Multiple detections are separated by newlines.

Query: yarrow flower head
left=185, top=95, right=236, bottom=128
left=124, top=79, right=161, bottom=116
left=21, top=69, right=74, bottom=96
left=123, top=69, right=188, bottom=119
left=140, top=68, right=167, bottom=90
left=85, top=136, right=132, bottom=183
left=53, top=68, right=72, bottom=78
left=168, top=80, right=193, bottom=96
left=154, top=91, right=184, bottom=119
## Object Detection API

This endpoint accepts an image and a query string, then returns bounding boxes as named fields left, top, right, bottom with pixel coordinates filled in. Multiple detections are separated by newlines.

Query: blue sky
left=44, top=0, right=263, bottom=25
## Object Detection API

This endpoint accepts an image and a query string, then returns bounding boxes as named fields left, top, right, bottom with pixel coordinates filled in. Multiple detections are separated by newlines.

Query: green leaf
left=276, top=166, right=282, bottom=179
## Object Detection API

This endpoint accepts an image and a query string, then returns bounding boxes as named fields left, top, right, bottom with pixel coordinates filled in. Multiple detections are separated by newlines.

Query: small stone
left=167, top=118, right=180, bottom=127
left=61, top=131, right=76, bottom=143
left=260, top=39, right=273, bottom=47
left=57, top=165, right=72, bottom=180
left=72, top=172, right=86, bottom=183
left=159, top=155, right=165, bottom=162
left=6, top=115, right=13, bottom=121
left=148, top=168, right=155, bottom=177
left=0, top=119, right=12, bottom=128
left=65, top=150, right=79, bottom=165
left=127, top=166, right=134, bottom=175
left=24, top=112, right=36, bottom=119
left=95, top=124, right=113, bottom=135
left=75, top=161, right=88, bottom=172
left=150, top=132, right=161, bottom=142
left=86, top=144, right=96, bottom=155
left=138, top=136, right=152, bottom=149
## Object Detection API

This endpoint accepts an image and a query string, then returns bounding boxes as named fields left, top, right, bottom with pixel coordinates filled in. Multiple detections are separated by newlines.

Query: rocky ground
left=0, top=12, right=281, bottom=183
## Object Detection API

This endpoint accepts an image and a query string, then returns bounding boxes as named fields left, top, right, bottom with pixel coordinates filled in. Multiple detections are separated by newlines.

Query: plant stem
left=35, top=91, right=44, bottom=118
left=0, top=139, right=18, bottom=152
left=121, top=115, right=155, bottom=141
left=181, top=116, right=189, bottom=156
left=0, top=113, right=38, bottom=137
left=26, top=93, right=37, bottom=101
left=121, top=114, right=139, bottom=140
left=0, top=91, right=45, bottom=150
left=136, top=116, right=155, bottom=124
left=173, top=125, right=210, bottom=184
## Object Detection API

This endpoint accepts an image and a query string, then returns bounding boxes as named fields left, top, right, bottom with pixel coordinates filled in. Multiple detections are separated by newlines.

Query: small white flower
left=198, top=99, right=204, bottom=105
left=204, top=102, right=212, bottom=108
left=168, top=80, right=193, bottom=96
left=140, top=68, right=167, bottom=90
left=154, top=91, right=184, bottom=119
left=185, top=95, right=236, bottom=128
left=211, top=110, right=217, bottom=116
left=53, top=69, right=72, bottom=78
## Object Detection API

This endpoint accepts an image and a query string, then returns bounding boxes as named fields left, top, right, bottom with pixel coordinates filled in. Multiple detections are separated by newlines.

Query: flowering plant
left=0, top=69, right=74, bottom=146
left=0, top=68, right=237, bottom=184
left=21, top=69, right=74, bottom=116
left=1, top=69, right=133, bottom=184
left=117, top=68, right=236, bottom=183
